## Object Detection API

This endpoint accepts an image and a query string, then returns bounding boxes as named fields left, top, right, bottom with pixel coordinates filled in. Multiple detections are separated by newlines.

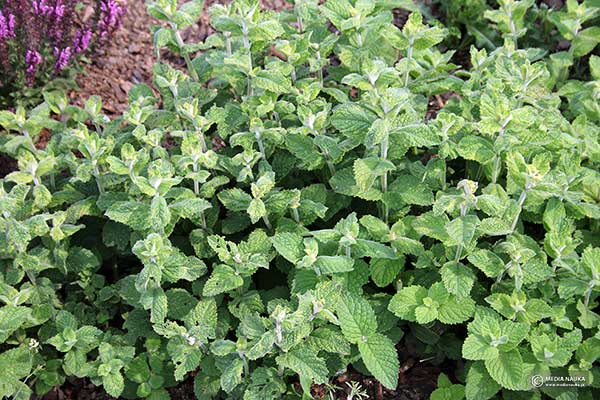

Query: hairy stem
left=510, top=186, right=529, bottom=233
left=262, top=214, right=273, bottom=231
left=312, top=129, right=336, bottom=176
left=172, top=25, right=199, bottom=81
left=242, top=25, right=253, bottom=96
left=403, top=39, right=414, bottom=87
left=224, top=31, right=232, bottom=57
left=192, top=162, right=207, bottom=230
left=255, top=131, right=267, bottom=160
left=292, top=207, right=300, bottom=223
left=380, top=135, right=389, bottom=223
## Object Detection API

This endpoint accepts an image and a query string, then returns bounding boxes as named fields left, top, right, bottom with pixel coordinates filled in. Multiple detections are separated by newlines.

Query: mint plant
left=0, top=0, right=599, bottom=399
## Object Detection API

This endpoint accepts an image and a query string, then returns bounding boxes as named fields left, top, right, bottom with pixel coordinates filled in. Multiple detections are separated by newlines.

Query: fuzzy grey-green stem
left=192, top=162, right=207, bottom=230
left=380, top=135, right=390, bottom=223
left=224, top=31, right=232, bottom=56
left=510, top=186, right=529, bottom=233
left=172, top=25, right=199, bottom=81
left=311, top=129, right=336, bottom=176
left=262, top=214, right=273, bottom=231
left=403, top=39, right=414, bottom=87
left=292, top=207, right=300, bottom=223
left=255, top=131, right=267, bottom=160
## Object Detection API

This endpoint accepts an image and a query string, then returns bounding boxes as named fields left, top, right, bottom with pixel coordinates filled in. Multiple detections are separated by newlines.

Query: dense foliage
left=0, top=0, right=599, bottom=399
left=0, top=0, right=123, bottom=107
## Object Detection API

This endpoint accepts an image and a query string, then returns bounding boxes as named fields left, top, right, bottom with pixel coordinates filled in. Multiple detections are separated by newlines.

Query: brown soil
left=68, top=0, right=155, bottom=116
left=0, top=154, right=17, bottom=178
left=68, top=0, right=292, bottom=117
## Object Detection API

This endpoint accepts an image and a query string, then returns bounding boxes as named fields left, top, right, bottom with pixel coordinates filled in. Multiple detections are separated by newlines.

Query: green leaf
left=465, top=361, right=500, bottom=400
left=484, top=349, right=524, bottom=390
left=102, top=371, right=125, bottom=398
left=388, top=286, right=427, bottom=322
left=370, top=258, right=404, bottom=287
left=467, top=250, right=505, bottom=278
left=139, top=286, right=168, bottom=324
left=353, top=157, right=395, bottom=192
left=150, top=196, right=171, bottom=232
left=247, top=198, right=267, bottom=223
left=218, top=188, right=252, bottom=212
left=441, top=262, right=475, bottom=298
left=331, top=104, right=378, bottom=141
left=337, top=292, right=377, bottom=343
left=437, top=296, right=475, bottom=325
left=572, top=26, right=600, bottom=57
left=276, top=346, right=328, bottom=385
left=445, top=216, right=479, bottom=247
left=105, top=201, right=151, bottom=231
left=203, top=265, right=244, bottom=296
left=355, top=239, right=398, bottom=259
left=221, top=358, right=244, bottom=393
left=358, top=333, right=399, bottom=390
left=431, top=376, right=465, bottom=400
left=272, top=232, right=304, bottom=264
left=0, top=306, right=31, bottom=343
left=254, top=70, right=292, bottom=94
left=314, top=256, right=354, bottom=274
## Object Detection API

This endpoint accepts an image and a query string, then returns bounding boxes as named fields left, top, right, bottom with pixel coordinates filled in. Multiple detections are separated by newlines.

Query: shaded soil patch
left=0, top=154, right=18, bottom=178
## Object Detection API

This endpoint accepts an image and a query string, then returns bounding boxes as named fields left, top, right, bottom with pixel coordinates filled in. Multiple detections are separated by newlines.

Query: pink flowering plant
left=0, top=0, right=124, bottom=106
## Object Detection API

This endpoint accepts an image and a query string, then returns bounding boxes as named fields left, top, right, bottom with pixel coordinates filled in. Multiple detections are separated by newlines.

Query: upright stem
left=312, top=129, right=336, bottom=176
left=197, top=127, right=208, bottom=153
left=584, top=282, right=594, bottom=307
left=292, top=207, right=300, bottom=223
left=380, top=135, right=389, bottom=223
left=506, top=7, right=518, bottom=48
left=255, top=131, right=267, bottom=160
left=172, top=25, right=199, bottom=81
left=510, top=186, right=529, bottom=233
left=192, top=161, right=207, bottom=230
left=242, top=25, right=253, bottom=96
left=403, top=39, right=414, bottom=87
left=491, top=155, right=502, bottom=184
left=316, top=50, right=324, bottom=86
left=93, top=163, right=104, bottom=194
left=224, top=31, right=232, bottom=56
left=296, top=5, right=304, bottom=33
left=262, top=215, right=273, bottom=231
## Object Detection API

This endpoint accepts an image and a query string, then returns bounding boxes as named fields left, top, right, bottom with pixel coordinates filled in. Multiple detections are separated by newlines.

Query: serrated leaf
left=331, top=104, right=378, bottom=141
left=388, top=286, right=427, bottom=322
left=337, top=292, right=377, bottom=343
left=465, top=361, right=500, bottom=400
left=203, top=265, right=244, bottom=296
left=484, top=350, right=524, bottom=390
left=276, top=346, right=328, bottom=385
left=272, top=232, right=304, bottom=264
left=314, top=256, right=354, bottom=274
left=441, top=262, right=475, bottom=298
left=358, top=333, right=399, bottom=390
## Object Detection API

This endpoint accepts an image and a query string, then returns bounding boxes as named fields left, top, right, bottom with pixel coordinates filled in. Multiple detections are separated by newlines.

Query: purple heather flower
left=0, top=11, right=16, bottom=41
left=73, top=29, right=92, bottom=54
left=53, top=46, right=71, bottom=73
left=98, top=0, right=124, bottom=38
